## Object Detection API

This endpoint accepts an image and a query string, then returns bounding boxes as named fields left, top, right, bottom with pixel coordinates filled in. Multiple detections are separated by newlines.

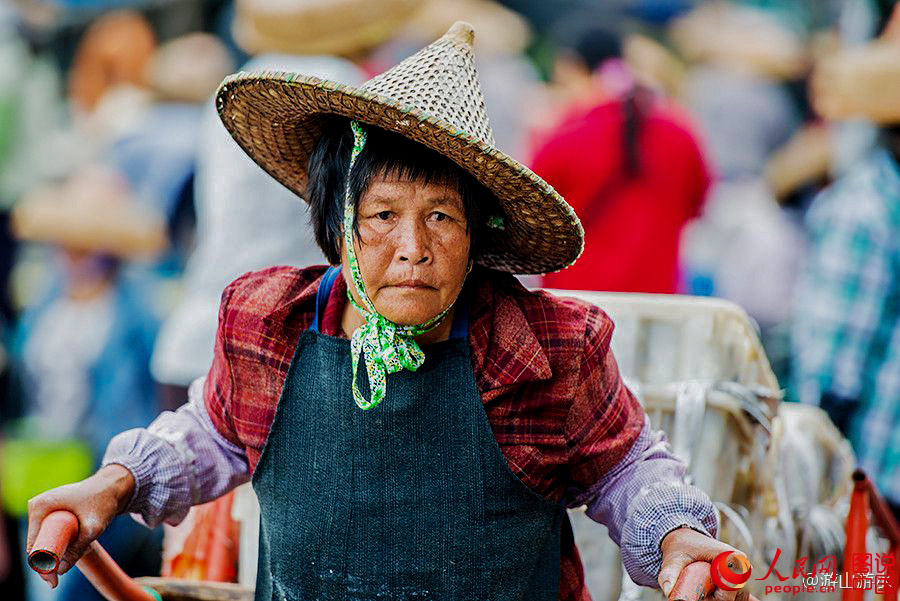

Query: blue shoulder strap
left=448, top=289, right=469, bottom=340
left=310, top=266, right=342, bottom=332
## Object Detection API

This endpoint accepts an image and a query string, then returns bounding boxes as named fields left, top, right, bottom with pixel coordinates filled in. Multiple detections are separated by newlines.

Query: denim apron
left=252, top=267, right=564, bottom=600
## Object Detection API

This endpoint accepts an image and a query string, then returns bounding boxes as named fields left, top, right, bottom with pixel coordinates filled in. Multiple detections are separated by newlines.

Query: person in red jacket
left=533, top=27, right=710, bottom=293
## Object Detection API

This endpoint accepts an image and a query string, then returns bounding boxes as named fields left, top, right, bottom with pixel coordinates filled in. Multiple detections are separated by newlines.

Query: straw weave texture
left=216, top=22, right=583, bottom=274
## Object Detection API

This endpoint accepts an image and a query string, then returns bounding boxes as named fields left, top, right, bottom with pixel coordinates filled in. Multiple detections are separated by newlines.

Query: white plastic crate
left=546, top=290, right=779, bottom=391
left=545, top=290, right=782, bottom=601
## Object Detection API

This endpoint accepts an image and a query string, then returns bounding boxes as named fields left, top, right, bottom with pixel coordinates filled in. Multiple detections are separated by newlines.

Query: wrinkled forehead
left=360, top=172, right=465, bottom=207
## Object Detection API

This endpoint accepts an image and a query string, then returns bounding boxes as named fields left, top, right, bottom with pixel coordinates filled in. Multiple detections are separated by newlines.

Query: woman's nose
left=396, top=221, right=431, bottom=265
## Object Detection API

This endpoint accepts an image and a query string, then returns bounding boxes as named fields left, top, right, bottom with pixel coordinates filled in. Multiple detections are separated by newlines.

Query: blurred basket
left=135, top=577, right=252, bottom=601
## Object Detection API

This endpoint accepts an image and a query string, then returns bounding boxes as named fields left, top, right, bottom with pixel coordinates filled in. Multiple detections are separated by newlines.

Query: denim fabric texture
left=251, top=268, right=564, bottom=600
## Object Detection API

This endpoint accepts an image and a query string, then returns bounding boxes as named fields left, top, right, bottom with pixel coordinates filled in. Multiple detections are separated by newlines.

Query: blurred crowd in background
left=0, top=0, right=898, bottom=600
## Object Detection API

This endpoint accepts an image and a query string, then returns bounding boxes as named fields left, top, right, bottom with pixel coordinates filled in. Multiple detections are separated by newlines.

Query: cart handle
left=669, top=561, right=759, bottom=601
left=28, top=510, right=161, bottom=601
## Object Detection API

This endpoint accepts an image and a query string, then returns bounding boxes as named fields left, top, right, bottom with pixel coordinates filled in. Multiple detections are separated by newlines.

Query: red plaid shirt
left=203, top=265, right=645, bottom=601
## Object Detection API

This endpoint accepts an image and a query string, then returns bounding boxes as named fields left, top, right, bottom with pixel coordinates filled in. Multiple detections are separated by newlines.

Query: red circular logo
left=711, top=551, right=753, bottom=591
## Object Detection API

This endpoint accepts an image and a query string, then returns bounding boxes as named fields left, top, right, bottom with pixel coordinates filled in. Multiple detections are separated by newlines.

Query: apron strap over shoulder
left=311, top=266, right=343, bottom=333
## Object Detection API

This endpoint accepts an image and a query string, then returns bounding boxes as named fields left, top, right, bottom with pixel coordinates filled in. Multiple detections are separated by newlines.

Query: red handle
left=79, top=540, right=160, bottom=601
left=668, top=561, right=760, bottom=601
left=28, top=510, right=159, bottom=601
left=28, top=510, right=79, bottom=574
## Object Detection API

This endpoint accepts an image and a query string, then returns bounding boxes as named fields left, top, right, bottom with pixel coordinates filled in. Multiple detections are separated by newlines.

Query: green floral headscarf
left=342, top=121, right=468, bottom=410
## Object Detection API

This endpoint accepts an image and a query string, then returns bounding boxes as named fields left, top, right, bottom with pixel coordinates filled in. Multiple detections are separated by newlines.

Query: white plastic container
left=545, top=290, right=782, bottom=601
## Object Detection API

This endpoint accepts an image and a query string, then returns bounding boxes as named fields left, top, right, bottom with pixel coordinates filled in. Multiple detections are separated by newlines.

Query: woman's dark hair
left=622, top=86, right=653, bottom=178
left=553, top=21, right=645, bottom=178
left=568, top=25, right=623, bottom=73
left=306, top=116, right=493, bottom=265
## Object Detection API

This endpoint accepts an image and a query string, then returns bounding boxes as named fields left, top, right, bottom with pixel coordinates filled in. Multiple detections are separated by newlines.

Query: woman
left=531, top=24, right=710, bottom=294
left=27, top=23, right=748, bottom=601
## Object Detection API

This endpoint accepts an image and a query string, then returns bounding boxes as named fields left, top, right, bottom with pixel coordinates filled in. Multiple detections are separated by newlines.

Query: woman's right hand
left=25, top=463, right=135, bottom=588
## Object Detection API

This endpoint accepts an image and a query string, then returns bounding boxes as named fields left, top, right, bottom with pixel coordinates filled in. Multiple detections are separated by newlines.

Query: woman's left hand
left=658, top=526, right=754, bottom=601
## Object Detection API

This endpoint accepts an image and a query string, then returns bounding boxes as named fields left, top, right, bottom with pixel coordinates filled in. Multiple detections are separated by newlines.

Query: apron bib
left=252, top=267, right=564, bottom=600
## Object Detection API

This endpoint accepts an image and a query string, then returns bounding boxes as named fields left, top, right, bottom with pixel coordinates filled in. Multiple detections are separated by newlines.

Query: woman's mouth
left=391, top=279, right=434, bottom=289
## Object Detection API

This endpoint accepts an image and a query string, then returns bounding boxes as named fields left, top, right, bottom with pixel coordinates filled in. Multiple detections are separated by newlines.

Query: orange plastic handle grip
left=28, top=510, right=159, bottom=601
left=669, top=561, right=761, bottom=601
left=78, top=540, right=160, bottom=601
left=28, top=510, right=79, bottom=574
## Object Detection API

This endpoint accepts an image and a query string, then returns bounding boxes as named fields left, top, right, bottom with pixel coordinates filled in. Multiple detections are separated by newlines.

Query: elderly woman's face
left=341, top=174, right=471, bottom=326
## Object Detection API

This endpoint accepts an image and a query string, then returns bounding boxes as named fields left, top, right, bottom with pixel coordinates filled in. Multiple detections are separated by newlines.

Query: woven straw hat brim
left=232, top=0, right=421, bottom=57
left=12, top=184, right=167, bottom=259
left=216, top=72, right=584, bottom=275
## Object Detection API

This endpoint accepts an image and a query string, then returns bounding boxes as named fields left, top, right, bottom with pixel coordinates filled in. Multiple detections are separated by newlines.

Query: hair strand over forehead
left=306, top=117, right=494, bottom=264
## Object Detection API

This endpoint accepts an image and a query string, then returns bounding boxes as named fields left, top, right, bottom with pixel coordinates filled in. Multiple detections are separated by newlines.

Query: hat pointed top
left=360, top=20, right=493, bottom=145
left=446, top=21, right=475, bottom=47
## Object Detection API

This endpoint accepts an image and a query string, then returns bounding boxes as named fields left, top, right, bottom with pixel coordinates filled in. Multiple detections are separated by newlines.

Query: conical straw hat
left=232, top=0, right=421, bottom=57
left=146, top=33, right=234, bottom=104
left=669, top=2, right=807, bottom=81
left=216, top=22, right=583, bottom=275
left=811, top=35, right=900, bottom=124
left=12, top=167, right=167, bottom=259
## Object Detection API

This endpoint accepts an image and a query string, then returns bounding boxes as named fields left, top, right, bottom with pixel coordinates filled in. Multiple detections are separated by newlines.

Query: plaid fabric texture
left=106, top=265, right=718, bottom=600
left=791, top=147, right=900, bottom=504
left=203, top=266, right=646, bottom=498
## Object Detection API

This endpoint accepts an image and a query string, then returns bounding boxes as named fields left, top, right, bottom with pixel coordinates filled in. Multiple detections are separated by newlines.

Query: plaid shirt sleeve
left=791, top=180, right=894, bottom=409
left=564, top=306, right=645, bottom=492
left=564, top=307, right=718, bottom=588
left=203, top=281, right=242, bottom=447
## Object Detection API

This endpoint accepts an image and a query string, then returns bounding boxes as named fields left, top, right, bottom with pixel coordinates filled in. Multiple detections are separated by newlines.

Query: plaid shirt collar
left=262, top=266, right=553, bottom=393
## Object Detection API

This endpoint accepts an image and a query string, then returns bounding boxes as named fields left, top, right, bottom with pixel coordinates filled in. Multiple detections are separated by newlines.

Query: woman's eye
left=432, top=212, right=447, bottom=221
left=376, top=211, right=392, bottom=220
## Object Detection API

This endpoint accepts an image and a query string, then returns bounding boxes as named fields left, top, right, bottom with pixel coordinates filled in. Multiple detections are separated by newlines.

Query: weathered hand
left=25, top=464, right=135, bottom=589
left=659, top=526, right=753, bottom=601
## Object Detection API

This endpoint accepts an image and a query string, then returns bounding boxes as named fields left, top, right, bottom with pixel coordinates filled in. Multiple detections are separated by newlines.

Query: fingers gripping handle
left=28, top=510, right=79, bottom=574
left=668, top=561, right=760, bottom=601
left=28, top=510, right=160, bottom=601
left=668, top=562, right=716, bottom=601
